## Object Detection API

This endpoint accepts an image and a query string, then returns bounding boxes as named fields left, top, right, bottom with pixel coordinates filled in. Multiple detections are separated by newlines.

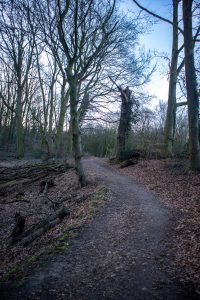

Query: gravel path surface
left=1, top=157, right=198, bottom=299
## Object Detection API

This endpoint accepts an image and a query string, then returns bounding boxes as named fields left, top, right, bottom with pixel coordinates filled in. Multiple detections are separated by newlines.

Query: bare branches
left=56, top=0, right=71, bottom=61
left=132, top=0, right=184, bottom=34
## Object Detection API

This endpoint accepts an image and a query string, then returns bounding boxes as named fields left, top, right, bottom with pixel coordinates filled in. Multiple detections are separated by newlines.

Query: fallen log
left=22, top=218, right=60, bottom=247
left=4, top=199, right=30, bottom=204
left=0, top=162, right=73, bottom=190
left=22, top=206, right=70, bottom=247
left=0, top=178, right=31, bottom=189
left=0, top=162, right=73, bottom=183
left=12, top=206, right=70, bottom=246
left=0, top=173, right=50, bottom=190
left=119, top=159, right=138, bottom=168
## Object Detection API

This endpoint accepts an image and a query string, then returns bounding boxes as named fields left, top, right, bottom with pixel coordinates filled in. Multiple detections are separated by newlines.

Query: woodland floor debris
left=115, top=158, right=200, bottom=286
left=1, top=157, right=199, bottom=300
left=0, top=159, right=108, bottom=283
left=0, top=157, right=200, bottom=299
left=0, top=160, right=73, bottom=190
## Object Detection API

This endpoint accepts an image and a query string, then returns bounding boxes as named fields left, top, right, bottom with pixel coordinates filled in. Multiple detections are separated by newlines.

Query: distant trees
left=32, top=0, right=150, bottom=184
left=0, top=0, right=147, bottom=183
left=132, top=0, right=182, bottom=156
left=0, top=0, right=199, bottom=182
left=0, top=1, right=35, bottom=157
left=132, top=0, right=200, bottom=170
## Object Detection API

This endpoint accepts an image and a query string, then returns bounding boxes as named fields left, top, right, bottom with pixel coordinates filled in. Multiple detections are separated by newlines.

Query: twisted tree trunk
left=117, top=87, right=132, bottom=161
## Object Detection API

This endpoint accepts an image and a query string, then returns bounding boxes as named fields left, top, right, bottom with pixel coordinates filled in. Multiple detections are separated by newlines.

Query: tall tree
left=163, top=0, right=179, bottom=156
left=132, top=0, right=183, bottom=156
left=183, top=0, right=200, bottom=170
left=56, top=0, right=117, bottom=186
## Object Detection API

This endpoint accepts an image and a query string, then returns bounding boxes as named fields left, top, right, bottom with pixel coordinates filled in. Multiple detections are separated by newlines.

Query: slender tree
left=183, top=0, right=200, bottom=170
left=132, top=0, right=182, bottom=156
left=163, top=0, right=179, bottom=156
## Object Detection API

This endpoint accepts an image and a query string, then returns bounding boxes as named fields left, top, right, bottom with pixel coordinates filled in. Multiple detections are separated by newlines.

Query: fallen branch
left=3, top=199, right=30, bottom=204
left=22, top=206, right=70, bottom=247
left=12, top=206, right=70, bottom=246
left=120, top=159, right=138, bottom=168
left=0, top=178, right=31, bottom=189
left=0, top=162, right=73, bottom=190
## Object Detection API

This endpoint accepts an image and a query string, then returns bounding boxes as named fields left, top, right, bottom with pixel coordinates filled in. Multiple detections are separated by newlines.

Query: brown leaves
left=116, top=158, right=200, bottom=285
left=0, top=162, right=105, bottom=281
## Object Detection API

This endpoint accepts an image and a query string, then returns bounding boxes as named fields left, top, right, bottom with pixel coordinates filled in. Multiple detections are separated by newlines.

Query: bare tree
left=55, top=0, right=118, bottom=185
left=163, top=0, right=180, bottom=156
left=132, top=0, right=200, bottom=162
left=183, top=0, right=200, bottom=170
left=0, top=1, right=35, bottom=157
left=132, top=0, right=183, bottom=156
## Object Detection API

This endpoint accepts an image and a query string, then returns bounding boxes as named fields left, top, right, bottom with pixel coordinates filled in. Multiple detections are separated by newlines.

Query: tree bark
left=163, top=0, right=179, bottom=156
left=116, top=87, right=132, bottom=161
left=12, top=207, right=70, bottom=246
left=55, top=84, right=69, bottom=155
left=183, top=0, right=200, bottom=170
left=68, top=75, right=86, bottom=186
left=16, top=86, right=24, bottom=158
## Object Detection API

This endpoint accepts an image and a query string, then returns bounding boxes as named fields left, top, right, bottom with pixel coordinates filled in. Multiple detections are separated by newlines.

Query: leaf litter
left=116, top=158, right=200, bottom=287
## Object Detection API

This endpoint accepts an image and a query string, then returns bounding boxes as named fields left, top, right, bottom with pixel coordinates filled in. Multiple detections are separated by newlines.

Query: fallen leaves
left=116, top=158, right=200, bottom=285
left=0, top=160, right=108, bottom=284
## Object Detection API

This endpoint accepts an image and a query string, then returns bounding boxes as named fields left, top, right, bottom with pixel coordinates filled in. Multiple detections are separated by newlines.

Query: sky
left=119, top=0, right=173, bottom=107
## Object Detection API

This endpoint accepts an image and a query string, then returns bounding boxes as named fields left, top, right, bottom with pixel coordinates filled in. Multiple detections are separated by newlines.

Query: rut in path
left=1, top=158, right=198, bottom=300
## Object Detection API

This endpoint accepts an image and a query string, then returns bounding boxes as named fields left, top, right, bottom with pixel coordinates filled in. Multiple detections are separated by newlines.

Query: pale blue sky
left=120, top=0, right=174, bottom=105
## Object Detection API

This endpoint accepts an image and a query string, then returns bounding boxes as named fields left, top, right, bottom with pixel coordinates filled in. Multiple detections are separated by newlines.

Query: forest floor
left=116, top=157, right=200, bottom=283
left=0, top=157, right=200, bottom=299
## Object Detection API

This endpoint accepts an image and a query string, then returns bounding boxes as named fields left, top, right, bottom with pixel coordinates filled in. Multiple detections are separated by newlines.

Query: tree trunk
left=46, top=65, right=58, bottom=156
left=67, top=118, right=73, bottom=155
left=183, top=0, right=200, bottom=170
left=1, top=106, right=9, bottom=147
left=116, top=87, right=132, bottom=161
left=68, top=75, right=86, bottom=186
left=163, top=0, right=179, bottom=156
left=8, top=105, right=15, bottom=148
left=16, top=87, right=24, bottom=158
left=49, top=81, right=54, bottom=135
left=55, top=86, right=69, bottom=155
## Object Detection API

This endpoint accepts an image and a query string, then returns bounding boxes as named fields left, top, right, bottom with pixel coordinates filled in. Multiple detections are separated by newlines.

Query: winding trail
left=1, top=158, right=196, bottom=299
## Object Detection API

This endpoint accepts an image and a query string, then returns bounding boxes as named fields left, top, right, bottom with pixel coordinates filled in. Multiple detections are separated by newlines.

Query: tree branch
left=132, top=0, right=184, bottom=34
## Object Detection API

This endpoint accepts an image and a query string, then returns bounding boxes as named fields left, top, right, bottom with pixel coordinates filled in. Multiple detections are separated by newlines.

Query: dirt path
left=1, top=157, right=198, bottom=299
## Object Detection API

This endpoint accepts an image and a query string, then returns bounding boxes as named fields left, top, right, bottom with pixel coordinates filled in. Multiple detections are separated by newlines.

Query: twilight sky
left=120, top=0, right=173, bottom=106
